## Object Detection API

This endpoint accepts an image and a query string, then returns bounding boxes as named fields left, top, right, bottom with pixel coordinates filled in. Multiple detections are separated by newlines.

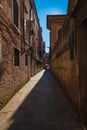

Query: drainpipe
left=23, top=0, right=25, bottom=52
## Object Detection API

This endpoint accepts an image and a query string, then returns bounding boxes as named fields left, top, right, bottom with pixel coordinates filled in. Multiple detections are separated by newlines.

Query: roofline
left=47, top=14, right=66, bottom=30
left=47, top=14, right=66, bottom=17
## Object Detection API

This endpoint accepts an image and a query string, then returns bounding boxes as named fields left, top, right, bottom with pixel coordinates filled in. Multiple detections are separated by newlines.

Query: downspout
left=23, top=0, right=25, bottom=52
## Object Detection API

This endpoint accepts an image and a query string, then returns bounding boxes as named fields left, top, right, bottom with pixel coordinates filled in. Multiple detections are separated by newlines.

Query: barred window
left=14, top=48, right=19, bottom=66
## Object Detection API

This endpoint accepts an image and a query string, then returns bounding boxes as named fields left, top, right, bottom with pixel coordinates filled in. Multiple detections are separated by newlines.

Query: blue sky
left=34, top=0, right=68, bottom=52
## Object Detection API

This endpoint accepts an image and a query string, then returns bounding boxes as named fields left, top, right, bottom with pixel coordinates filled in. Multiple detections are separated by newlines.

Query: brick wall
left=0, top=0, right=12, bottom=21
left=0, top=0, right=44, bottom=110
left=0, top=9, right=29, bottom=109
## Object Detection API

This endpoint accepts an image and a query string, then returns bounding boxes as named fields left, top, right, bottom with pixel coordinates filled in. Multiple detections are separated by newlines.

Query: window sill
left=14, top=66, right=20, bottom=68
left=11, top=23, right=21, bottom=35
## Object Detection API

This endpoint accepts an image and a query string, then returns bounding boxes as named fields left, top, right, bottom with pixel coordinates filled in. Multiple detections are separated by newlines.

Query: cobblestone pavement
left=0, top=70, right=83, bottom=130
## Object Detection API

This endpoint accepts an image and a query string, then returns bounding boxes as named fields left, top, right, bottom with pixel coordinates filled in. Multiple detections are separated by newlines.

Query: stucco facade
left=47, top=0, right=87, bottom=126
left=47, top=15, right=66, bottom=51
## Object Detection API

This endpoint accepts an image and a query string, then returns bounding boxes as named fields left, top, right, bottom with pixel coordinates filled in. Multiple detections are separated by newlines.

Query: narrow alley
left=0, top=70, right=83, bottom=130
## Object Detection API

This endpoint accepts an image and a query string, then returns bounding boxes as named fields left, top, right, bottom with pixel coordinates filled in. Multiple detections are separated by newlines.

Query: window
left=58, top=28, right=62, bottom=38
left=14, top=48, right=19, bottom=66
left=24, top=19, right=26, bottom=40
left=25, top=54, right=28, bottom=66
left=0, top=37, right=2, bottom=63
left=30, top=9, right=33, bottom=21
left=69, top=31, right=74, bottom=60
left=13, top=0, right=18, bottom=27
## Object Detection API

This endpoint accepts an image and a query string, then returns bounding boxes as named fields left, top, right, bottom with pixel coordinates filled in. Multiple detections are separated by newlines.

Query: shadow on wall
left=0, top=63, right=5, bottom=79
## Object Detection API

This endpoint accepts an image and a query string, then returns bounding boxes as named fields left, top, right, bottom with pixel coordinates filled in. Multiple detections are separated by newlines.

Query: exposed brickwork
left=0, top=9, right=29, bottom=109
left=0, top=0, right=44, bottom=110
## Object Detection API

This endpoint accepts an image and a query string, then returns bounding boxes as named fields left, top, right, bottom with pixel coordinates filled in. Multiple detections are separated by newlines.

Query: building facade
left=0, top=0, right=44, bottom=109
left=47, top=0, right=87, bottom=126
left=47, top=15, right=66, bottom=66
left=47, top=15, right=66, bottom=51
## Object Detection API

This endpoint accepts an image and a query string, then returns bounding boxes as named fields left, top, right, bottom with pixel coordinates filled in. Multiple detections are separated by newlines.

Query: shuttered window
left=13, top=0, right=18, bottom=27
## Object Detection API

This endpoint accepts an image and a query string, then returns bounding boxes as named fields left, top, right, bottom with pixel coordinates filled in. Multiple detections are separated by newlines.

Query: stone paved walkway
left=0, top=70, right=83, bottom=130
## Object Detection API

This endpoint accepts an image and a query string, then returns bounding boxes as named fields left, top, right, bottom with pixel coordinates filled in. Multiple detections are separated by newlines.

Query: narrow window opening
left=14, top=48, right=19, bottom=66
left=0, top=37, right=2, bottom=63
left=58, top=28, right=62, bottom=38
left=13, top=0, right=18, bottom=27
left=69, top=31, right=74, bottom=60
left=25, top=54, right=28, bottom=66
left=24, top=19, right=26, bottom=41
